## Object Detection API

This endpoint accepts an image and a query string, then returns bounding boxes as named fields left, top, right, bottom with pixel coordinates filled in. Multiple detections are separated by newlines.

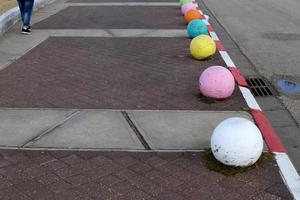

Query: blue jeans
left=17, top=0, right=35, bottom=28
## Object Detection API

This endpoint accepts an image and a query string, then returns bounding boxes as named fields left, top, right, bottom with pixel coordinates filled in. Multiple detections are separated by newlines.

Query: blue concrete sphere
left=187, top=19, right=208, bottom=39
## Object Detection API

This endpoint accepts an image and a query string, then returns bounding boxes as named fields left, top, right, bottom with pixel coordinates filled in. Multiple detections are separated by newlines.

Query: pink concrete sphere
left=181, top=2, right=198, bottom=15
left=199, top=66, right=235, bottom=99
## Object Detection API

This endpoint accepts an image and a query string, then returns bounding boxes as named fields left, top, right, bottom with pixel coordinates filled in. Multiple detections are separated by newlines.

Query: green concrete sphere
left=179, top=0, right=193, bottom=7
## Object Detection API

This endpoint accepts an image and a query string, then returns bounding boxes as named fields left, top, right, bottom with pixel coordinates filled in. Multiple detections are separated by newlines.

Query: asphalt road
left=201, top=0, right=300, bottom=126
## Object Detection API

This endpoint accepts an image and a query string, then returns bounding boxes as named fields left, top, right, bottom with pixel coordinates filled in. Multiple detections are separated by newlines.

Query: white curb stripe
left=197, top=9, right=203, bottom=15
left=239, top=86, right=262, bottom=111
left=219, top=51, right=236, bottom=68
left=209, top=32, right=219, bottom=41
left=204, top=15, right=210, bottom=25
left=275, top=152, right=300, bottom=199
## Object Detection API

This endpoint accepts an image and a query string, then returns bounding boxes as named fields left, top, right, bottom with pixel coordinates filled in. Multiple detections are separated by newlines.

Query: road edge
left=201, top=9, right=300, bottom=200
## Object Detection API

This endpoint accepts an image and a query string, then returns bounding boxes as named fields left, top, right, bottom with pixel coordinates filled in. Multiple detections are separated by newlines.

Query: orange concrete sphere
left=184, top=10, right=204, bottom=24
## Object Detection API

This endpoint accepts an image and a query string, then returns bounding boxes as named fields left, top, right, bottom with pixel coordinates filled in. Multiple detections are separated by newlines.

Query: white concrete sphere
left=211, top=117, right=263, bottom=167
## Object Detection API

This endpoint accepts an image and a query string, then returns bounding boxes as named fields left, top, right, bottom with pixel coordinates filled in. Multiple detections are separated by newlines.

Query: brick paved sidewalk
left=0, top=150, right=292, bottom=200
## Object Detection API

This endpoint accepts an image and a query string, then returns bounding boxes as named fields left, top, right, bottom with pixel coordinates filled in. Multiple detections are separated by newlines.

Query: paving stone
left=71, top=160, right=99, bottom=172
left=34, top=6, right=184, bottom=29
left=0, top=175, right=13, bottom=190
left=68, top=0, right=176, bottom=2
left=144, top=156, right=168, bottom=168
left=65, top=174, right=91, bottom=186
left=77, top=182, right=120, bottom=200
left=0, top=150, right=292, bottom=199
left=60, top=154, right=83, bottom=165
left=49, top=150, right=77, bottom=159
left=0, top=37, right=246, bottom=110
left=54, top=167, right=81, bottom=179
left=0, top=187, right=31, bottom=200
left=252, top=192, right=281, bottom=200
left=128, top=162, right=153, bottom=174
left=112, top=180, right=137, bottom=195
left=76, top=151, right=101, bottom=160
left=266, top=182, right=294, bottom=200
left=41, top=159, right=68, bottom=171
left=110, top=155, right=139, bottom=167
left=115, top=189, right=155, bottom=200
left=35, top=173, right=61, bottom=186
left=95, top=174, right=123, bottom=186
left=157, top=191, right=186, bottom=200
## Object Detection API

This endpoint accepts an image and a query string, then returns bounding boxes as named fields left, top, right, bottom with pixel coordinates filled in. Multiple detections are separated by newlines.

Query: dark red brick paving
left=68, top=0, right=176, bottom=2
left=0, top=150, right=292, bottom=200
left=0, top=37, right=247, bottom=109
left=33, top=6, right=184, bottom=29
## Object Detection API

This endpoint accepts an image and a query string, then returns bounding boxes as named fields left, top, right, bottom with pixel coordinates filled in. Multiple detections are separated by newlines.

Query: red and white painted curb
left=201, top=11, right=300, bottom=200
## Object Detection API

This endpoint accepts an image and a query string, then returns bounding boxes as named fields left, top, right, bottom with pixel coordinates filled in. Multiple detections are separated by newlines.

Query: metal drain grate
left=246, top=77, right=275, bottom=97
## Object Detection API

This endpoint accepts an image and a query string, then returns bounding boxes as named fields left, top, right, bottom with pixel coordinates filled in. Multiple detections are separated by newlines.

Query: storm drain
left=246, top=77, right=275, bottom=97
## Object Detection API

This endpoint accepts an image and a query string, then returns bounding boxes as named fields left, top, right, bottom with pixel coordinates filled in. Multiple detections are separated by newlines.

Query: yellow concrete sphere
left=190, top=35, right=216, bottom=60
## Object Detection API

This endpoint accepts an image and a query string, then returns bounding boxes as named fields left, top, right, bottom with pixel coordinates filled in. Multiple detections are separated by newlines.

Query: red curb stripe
left=207, top=25, right=214, bottom=32
left=229, top=67, right=249, bottom=87
left=251, top=110, right=286, bottom=153
left=196, top=10, right=287, bottom=155
left=215, top=40, right=225, bottom=51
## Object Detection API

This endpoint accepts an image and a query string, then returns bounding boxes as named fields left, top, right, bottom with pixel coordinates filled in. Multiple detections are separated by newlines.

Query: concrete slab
left=265, top=110, right=296, bottom=127
left=0, top=109, right=76, bottom=147
left=27, top=110, right=145, bottom=150
left=279, top=96, right=300, bottom=126
left=0, top=27, right=47, bottom=55
left=128, top=110, right=252, bottom=150
left=256, top=97, right=285, bottom=111
left=0, top=50, right=18, bottom=70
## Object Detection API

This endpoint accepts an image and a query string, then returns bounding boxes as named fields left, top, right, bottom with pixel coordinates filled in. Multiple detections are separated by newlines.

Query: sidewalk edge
left=0, top=0, right=55, bottom=36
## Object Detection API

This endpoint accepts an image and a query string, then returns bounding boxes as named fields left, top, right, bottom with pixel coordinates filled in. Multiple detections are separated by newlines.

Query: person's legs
left=17, top=0, right=25, bottom=25
left=22, top=0, right=35, bottom=28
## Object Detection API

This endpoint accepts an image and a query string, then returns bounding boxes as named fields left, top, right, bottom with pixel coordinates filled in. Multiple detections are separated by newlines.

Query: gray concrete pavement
left=201, top=0, right=300, bottom=126
left=200, top=0, right=300, bottom=171
left=0, top=109, right=75, bottom=147
left=0, top=109, right=252, bottom=150
left=26, top=110, right=145, bottom=149
left=128, top=110, right=252, bottom=150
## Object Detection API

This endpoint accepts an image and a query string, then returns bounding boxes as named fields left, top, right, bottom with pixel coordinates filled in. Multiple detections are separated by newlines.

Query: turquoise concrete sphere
left=187, top=19, right=208, bottom=39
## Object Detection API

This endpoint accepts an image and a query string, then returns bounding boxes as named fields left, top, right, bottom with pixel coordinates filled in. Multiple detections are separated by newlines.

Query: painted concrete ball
left=199, top=66, right=235, bottom=99
left=211, top=117, right=263, bottom=167
left=187, top=19, right=208, bottom=38
left=184, top=10, right=204, bottom=24
left=181, top=2, right=198, bottom=15
left=179, top=0, right=193, bottom=7
left=190, top=35, right=216, bottom=60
